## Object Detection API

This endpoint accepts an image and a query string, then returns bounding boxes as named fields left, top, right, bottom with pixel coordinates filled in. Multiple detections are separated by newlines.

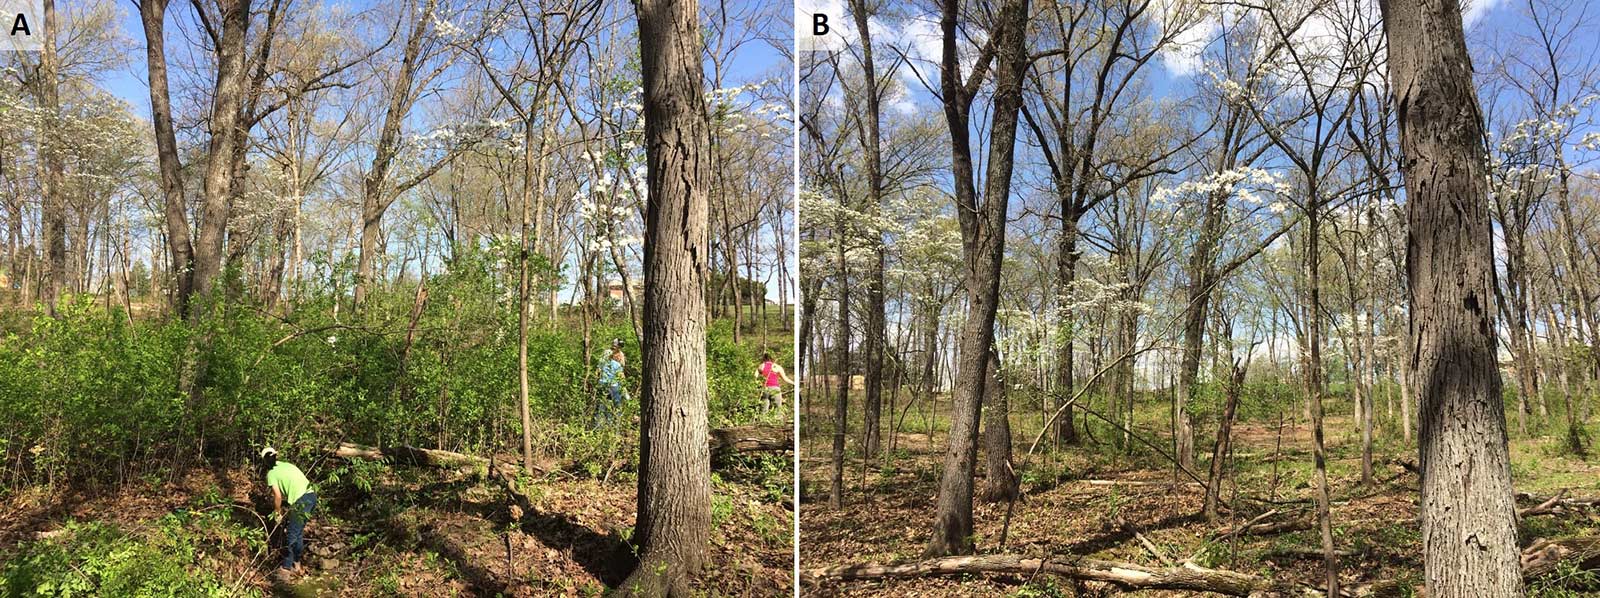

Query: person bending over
left=259, top=447, right=318, bottom=576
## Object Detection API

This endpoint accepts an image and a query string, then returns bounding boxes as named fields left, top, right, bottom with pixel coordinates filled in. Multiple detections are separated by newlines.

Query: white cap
left=260, top=446, right=277, bottom=458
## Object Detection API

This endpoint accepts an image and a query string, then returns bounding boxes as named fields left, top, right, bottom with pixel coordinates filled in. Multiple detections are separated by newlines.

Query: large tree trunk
left=1380, top=0, right=1525, bottom=595
left=924, top=0, right=1029, bottom=558
left=615, top=0, right=713, bottom=593
left=191, top=0, right=252, bottom=307
left=36, top=0, right=65, bottom=315
left=1054, top=216, right=1081, bottom=446
left=851, top=0, right=887, bottom=463
left=980, top=347, right=1017, bottom=503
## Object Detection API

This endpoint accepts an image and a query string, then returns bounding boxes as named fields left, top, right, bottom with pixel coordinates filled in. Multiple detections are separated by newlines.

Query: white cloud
left=1161, top=14, right=1219, bottom=76
left=887, top=93, right=920, bottom=115
left=1462, top=0, right=1504, bottom=28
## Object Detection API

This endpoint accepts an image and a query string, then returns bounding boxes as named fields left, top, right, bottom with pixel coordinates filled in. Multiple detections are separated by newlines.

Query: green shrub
left=2, top=518, right=257, bottom=597
left=0, top=249, right=783, bottom=490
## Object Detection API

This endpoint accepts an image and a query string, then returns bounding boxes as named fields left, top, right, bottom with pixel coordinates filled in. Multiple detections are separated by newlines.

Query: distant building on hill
left=607, top=278, right=642, bottom=301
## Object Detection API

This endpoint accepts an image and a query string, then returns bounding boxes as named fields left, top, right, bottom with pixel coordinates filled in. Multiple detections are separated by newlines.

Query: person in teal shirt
left=595, top=339, right=626, bottom=427
left=259, top=447, right=318, bottom=575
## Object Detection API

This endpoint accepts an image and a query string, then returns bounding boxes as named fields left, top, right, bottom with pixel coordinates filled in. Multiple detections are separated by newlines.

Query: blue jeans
left=282, top=492, right=318, bottom=570
left=594, top=384, right=623, bottom=427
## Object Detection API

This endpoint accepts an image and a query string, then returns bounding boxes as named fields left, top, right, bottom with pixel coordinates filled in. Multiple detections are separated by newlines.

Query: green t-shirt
left=266, top=461, right=313, bottom=505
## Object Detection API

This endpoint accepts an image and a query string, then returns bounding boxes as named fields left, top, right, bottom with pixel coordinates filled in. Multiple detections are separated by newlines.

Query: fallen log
left=1523, top=536, right=1600, bottom=581
left=1081, top=479, right=1203, bottom=488
left=709, top=425, right=792, bottom=456
left=808, top=532, right=1600, bottom=596
left=1269, top=547, right=1357, bottom=559
left=333, top=424, right=791, bottom=473
left=1215, top=515, right=1315, bottom=538
left=331, top=442, right=542, bottom=519
left=333, top=442, right=502, bottom=472
left=1517, top=491, right=1600, bottom=517
left=1519, top=490, right=1570, bottom=517
left=802, top=554, right=1318, bottom=596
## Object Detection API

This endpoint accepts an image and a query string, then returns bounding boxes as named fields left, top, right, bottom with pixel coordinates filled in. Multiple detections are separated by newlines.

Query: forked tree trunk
left=1205, top=362, right=1245, bottom=522
left=355, top=0, right=437, bottom=309
left=615, top=0, right=713, bottom=593
left=924, top=0, right=1029, bottom=558
left=1175, top=188, right=1226, bottom=473
left=191, top=0, right=252, bottom=307
left=1380, top=0, right=1525, bottom=595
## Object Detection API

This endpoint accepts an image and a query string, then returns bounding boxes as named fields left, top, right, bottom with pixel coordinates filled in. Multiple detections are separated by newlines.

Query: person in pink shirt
left=756, top=352, right=794, bottom=415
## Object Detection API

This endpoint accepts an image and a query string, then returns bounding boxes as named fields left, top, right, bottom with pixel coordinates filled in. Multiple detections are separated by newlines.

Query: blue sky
left=91, top=0, right=795, bottom=303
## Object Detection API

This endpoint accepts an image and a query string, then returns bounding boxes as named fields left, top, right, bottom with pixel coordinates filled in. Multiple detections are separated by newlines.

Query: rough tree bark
left=924, top=0, right=1030, bottom=558
left=1379, top=0, right=1525, bottom=595
left=1205, top=360, right=1246, bottom=522
left=849, top=0, right=887, bottom=463
left=980, top=347, right=1018, bottom=503
left=614, top=0, right=713, bottom=593
left=191, top=0, right=253, bottom=306
left=35, top=0, right=65, bottom=316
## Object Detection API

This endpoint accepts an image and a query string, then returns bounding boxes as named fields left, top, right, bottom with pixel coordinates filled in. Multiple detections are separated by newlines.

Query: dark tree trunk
left=1205, top=361, right=1245, bottom=522
left=851, top=0, right=887, bottom=463
left=1380, top=0, right=1524, bottom=595
left=831, top=206, right=850, bottom=509
left=1054, top=219, right=1080, bottom=446
left=924, top=0, right=1030, bottom=558
left=613, top=0, right=713, bottom=593
left=980, top=347, right=1018, bottom=503
left=799, top=273, right=819, bottom=378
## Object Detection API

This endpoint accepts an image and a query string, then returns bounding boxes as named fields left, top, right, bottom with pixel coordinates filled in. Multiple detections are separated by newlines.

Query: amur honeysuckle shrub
left=1, top=510, right=261, bottom=597
left=0, top=267, right=777, bottom=491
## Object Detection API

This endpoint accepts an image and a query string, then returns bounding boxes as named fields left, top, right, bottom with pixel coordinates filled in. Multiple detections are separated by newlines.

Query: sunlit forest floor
left=799, top=397, right=1600, bottom=597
